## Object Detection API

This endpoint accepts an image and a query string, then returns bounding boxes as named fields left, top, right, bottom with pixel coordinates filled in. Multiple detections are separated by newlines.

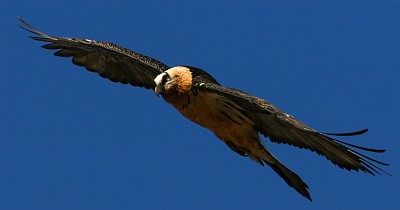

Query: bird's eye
left=162, top=73, right=170, bottom=84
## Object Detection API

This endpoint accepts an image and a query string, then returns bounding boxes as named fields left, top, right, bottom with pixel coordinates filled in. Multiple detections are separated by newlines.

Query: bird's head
left=154, top=66, right=193, bottom=98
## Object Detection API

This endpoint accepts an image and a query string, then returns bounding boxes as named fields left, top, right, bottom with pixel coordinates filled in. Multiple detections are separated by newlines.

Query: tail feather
left=264, top=158, right=312, bottom=201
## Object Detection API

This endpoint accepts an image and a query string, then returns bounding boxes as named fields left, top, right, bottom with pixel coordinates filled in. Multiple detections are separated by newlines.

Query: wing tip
left=17, top=16, right=50, bottom=39
left=17, top=16, right=34, bottom=33
left=324, top=128, right=368, bottom=136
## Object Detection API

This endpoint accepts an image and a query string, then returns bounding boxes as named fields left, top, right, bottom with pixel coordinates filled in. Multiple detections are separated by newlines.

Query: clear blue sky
left=2, top=1, right=399, bottom=209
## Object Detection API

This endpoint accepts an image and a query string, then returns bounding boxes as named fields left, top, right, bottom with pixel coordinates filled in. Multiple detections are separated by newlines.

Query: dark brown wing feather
left=18, top=17, right=169, bottom=89
left=197, top=83, right=390, bottom=175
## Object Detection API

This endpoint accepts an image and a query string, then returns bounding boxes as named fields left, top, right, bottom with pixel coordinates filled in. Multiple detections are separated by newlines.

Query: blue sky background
left=2, top=1, right=399, bottom=209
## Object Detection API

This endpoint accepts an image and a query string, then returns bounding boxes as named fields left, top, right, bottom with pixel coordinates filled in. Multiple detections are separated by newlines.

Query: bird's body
left=18, top=17, right=389, bottom=201
left=162, top=67, right=266, bottom=161
left=156, top=66, right=314, bottom=198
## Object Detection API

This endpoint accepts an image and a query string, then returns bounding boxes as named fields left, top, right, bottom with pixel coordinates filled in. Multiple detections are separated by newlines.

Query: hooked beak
left=155, top=84, right=164, bottom=97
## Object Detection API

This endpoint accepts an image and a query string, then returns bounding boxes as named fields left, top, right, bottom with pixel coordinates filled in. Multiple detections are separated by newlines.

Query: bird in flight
left=18, top=17, right=389, bottom=201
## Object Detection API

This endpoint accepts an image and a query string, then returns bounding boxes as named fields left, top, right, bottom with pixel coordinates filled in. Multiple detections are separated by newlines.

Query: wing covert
left=18, top=17, right=169, bottom=89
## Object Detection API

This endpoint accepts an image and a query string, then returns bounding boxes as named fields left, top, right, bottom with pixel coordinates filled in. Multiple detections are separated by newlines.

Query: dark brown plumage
left=18, top=17, right=168, bottom=89
left=19, top=17, right=390, bottom=201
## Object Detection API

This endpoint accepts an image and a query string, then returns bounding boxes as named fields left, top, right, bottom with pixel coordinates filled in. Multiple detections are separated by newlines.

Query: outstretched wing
left=196, top=83, right=390, bottom=175
left=18, top=17, right=169, bottom=89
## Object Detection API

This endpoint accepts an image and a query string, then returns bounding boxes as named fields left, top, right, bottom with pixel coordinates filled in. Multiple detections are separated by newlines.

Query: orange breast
left=167, top=91, right=260, bottom=150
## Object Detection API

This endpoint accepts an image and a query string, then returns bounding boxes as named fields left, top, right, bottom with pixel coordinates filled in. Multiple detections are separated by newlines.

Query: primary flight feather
left=18, top=17, right=390, bottom=201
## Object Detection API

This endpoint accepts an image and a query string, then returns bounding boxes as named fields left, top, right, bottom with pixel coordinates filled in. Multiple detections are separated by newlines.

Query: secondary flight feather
left=18, top=17, right=390, bottom=201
